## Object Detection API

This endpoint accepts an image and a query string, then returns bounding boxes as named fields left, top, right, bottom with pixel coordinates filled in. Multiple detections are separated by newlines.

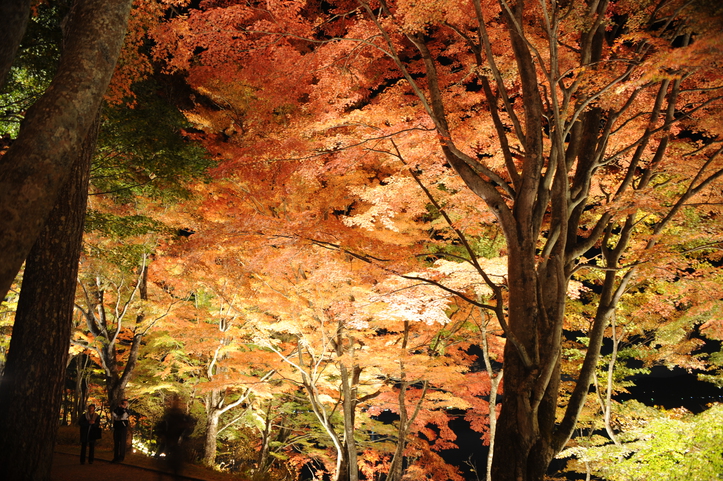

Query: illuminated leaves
left=127, top=0, right=723, bottom=477
left=561, top=403, right=723, bottom=481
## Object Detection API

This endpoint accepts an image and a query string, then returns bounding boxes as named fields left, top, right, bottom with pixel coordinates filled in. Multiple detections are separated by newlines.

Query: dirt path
left=52, top=447, right=244, bottom=481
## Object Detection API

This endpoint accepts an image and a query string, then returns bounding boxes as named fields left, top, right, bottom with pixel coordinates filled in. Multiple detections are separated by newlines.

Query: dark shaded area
left=619, top=366, right=723, bottom=413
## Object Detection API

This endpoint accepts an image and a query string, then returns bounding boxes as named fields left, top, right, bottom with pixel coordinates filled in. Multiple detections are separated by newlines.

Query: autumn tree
left=138, top=252, right=285, bottom=468
left=149, top=159, right=486, bottom=478
left=358, top=3, right=723, bottom=479
left=184, top=297, right=275, bottom=468
left=554, top=265, right=723, bottom=479
left=74, top=254, right=173, bottom=408
left=148, top=1, right=723, bottom=480
left=244, top=256, right=474, bottom=481
left=0, top=110, right=100, bottom=481
left=559, top=402, right=723, bottom=481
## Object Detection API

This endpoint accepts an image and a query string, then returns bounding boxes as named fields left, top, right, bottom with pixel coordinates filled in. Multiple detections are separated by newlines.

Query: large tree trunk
left=354, top=0, right=701, bottom=478
left=0, top=0, right=133, bottom=299
left=0, top=0, right=31, bottom=87
left=489, top=237, right=569, bottom=480
left=0, top=111, right=100, bottom=481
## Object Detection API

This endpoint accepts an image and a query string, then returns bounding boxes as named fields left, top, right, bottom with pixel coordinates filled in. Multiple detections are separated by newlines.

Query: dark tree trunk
left=0, top=0, right=133, bottom=299
left=0, top=112, right=99, bottom=480
left=0, top=0, right=31, bottom=87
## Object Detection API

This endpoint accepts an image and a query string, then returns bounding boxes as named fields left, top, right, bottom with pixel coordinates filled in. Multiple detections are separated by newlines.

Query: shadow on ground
left=53, top=441, right=246, bottom=481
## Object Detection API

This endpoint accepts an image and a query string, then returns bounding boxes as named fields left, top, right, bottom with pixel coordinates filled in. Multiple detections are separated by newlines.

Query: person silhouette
left=112, top=399, right=130, bottom=462
left=79, top=404, right=100, bottom=464
left=156, top=396, right=195, bottom=479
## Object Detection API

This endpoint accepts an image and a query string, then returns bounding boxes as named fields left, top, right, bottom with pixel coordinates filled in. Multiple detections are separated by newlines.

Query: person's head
left=88, top=404, right=96, bottom=413
left=120, top=399, right=128, bottom=408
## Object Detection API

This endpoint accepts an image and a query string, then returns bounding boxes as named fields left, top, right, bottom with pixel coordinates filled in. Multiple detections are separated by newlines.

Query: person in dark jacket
left=79, top=404, right=100, bottom=464
left=111, top=399, right=130, bottom=462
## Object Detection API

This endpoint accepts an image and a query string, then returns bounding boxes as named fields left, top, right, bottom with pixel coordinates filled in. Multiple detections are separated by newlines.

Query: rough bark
left=0, top=0, right=133, bottom=300
left=0, top=0, right=31, bottom=87
left=0, top=111, right=100, bottom=481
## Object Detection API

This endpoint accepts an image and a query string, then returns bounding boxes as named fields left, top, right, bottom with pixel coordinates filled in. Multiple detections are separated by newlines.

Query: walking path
left=52, top=447, right=245, bottom=481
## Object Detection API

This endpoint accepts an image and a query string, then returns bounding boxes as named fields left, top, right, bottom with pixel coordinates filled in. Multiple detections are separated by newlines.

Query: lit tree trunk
left=203, top=389, right=222, bottom=467
left=0, top=0, right=133, bottom=299
left=386, top=321, right=429, bottom=481
left=386, top=379, right=409, bottom=481
left=362, top=2, right=628, bottom=478
left=76, top=260, right=148, bottom=409
left=0, top=110, right=99, bottom=480
left=336, top=319, right=362, bottom=481
left=254, top=402, right=274, bottom=480
left=106, top=289, right=146, bottom=409
left=478, top=314, right=502, bottom=481
left=74, top=354, right=91, bottom=423
left=339, top=363, right=359, bottom=481
left=200, top=321, right=260, bottom=467
left=203, top=389, right=251, bottom=468
left=295, top=340, right=346, bottom=481
left=593, top=314, right=621, bottom=447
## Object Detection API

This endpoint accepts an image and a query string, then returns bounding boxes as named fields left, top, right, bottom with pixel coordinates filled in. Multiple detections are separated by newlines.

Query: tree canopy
left=2, top=1, right=723, bottom=481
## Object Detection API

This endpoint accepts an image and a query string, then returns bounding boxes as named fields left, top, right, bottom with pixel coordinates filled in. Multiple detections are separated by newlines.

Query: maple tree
left=244, top=257, right=482, bottom=481
left=147, top=1, right=723, bottom=479
left=559, top=402, right=723, bottom=481
left=150, top=173, right=509, bottom=479
left=138, top=253, right=284, bottom=468
left=552, top=267, right=723, bottom=479
left=73, top=254, right=169, bottom=408
left=5, top=0, right=723, bottom=478
left=141, top=152, right=451, bottom=477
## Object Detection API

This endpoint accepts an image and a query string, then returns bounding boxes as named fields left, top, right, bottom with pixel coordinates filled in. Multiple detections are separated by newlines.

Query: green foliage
left=85, top=210, right=172, bottom=238
left=425, top=224, right=505, bottom=263
left=83, top=241, right=155, bottom=273
left=84, top=78, right=214, bottom=270
left=560, top=402, right=723, bottom=481
left=0, top=2, right=65, bottom=137
left=0, top=281, right=20, bottom=371
left=92, top=78, right=214, bottom=203
left=593, top=346, right=651, bottom=396
left=700, top=350, right=723, bottom=388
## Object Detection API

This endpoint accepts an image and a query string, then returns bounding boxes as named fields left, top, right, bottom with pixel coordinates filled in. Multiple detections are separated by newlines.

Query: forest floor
left=52, top=444, right=247, bottom=481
